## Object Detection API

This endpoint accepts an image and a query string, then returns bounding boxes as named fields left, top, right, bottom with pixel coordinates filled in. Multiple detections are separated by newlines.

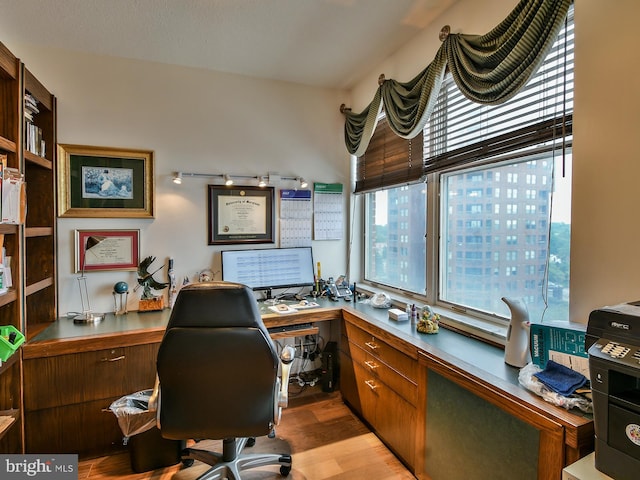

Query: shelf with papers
left=0, top=40, right=22, bottom=454
left=0, top=41, right=57, bottom=453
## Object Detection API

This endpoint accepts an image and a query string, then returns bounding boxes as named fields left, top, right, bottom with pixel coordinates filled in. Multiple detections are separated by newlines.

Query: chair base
left=183, top=436, right=292, bottom=480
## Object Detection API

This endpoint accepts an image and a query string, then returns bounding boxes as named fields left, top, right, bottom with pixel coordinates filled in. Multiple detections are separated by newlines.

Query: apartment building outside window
left=364, top=6, right=573, bottom=324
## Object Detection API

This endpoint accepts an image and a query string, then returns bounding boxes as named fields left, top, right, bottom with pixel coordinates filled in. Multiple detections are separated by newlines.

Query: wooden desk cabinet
left=21, top=306, right=342, bottom=458
left=339, top=305, right=594, bottom=480
left=23, top=343, right=159, bottom=456
left=340, top=311, right=418, bottom=471
left=20, top=304, right=593, bottom=478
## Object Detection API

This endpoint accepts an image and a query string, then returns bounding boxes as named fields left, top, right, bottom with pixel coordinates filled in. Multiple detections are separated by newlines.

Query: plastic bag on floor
left=108, top=389, right=156, bottom=442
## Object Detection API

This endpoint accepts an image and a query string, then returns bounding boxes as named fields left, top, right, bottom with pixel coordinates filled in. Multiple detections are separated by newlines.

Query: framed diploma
left=208, top=185, right=274, bottom=245
left=75, top=229, right=140, bottom=272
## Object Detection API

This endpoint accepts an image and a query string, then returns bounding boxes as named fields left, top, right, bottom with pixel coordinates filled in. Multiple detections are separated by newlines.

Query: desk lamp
left=75, top=235, right=107, bottom=324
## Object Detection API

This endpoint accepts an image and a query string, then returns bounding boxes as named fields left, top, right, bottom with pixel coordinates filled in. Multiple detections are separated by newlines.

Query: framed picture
left=58, top=144, right=154, bottom=218
left=208, top=185, right=274, bottom=245
left=75, top=229, right=140, bottom=273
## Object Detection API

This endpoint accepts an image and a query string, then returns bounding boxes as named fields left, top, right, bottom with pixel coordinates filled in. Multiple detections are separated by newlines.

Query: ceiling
left=0, top=0, right=456, bottom=89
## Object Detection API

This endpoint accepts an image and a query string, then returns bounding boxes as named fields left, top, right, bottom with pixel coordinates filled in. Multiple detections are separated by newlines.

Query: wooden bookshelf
left=0, top=41, right=57, bottom=454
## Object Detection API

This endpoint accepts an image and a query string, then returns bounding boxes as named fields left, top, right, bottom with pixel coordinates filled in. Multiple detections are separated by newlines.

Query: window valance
left=343, top=0, right=572, bottom=157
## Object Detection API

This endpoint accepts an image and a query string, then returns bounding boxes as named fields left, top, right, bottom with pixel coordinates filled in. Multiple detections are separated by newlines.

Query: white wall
left=349, top=0, right=515, bottom=111
left=570, top=0, right=640, bottom=322
left=347, top=0, right=517, bottom=291
left=348, top=0, right=640, bottom=324
left=7, top=44, right=350, bottom=316
left=11, top=0, right=640, bottom=324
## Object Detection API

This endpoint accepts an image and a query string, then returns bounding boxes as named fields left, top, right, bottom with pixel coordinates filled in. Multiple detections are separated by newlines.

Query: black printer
left=588, top=302, right=640, bottom=480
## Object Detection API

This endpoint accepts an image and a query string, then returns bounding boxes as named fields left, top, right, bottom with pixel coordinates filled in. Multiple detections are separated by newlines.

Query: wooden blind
left=355, top=116, right=424, bottom=193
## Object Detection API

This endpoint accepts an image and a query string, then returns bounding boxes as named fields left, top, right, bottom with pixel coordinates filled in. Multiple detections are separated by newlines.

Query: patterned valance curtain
left=343, top=0, right=572, bottom=157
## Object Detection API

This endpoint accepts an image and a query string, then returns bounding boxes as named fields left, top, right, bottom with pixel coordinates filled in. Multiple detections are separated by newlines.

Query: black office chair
left=153, top=281, right=295, bottom=479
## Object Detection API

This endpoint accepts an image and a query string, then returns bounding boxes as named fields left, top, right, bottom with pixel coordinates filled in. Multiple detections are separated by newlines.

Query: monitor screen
left=221, top=247, right=315, bottom=294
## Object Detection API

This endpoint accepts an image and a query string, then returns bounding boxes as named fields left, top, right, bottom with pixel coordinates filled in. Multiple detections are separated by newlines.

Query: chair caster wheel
left=182, top=459, right=195, bottom=468
left=280, top=465, right=291, bottom=476
left=246, top=437, right=256, bottom=447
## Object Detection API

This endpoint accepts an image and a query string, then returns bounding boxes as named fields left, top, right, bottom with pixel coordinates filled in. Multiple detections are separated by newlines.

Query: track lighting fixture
left=172, top=171, right=310, bottom=189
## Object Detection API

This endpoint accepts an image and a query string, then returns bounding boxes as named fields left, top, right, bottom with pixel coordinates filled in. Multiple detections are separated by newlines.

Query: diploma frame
left=75, top=229, right=140, bottom=273
left=208, top=185, right=275, bottom=245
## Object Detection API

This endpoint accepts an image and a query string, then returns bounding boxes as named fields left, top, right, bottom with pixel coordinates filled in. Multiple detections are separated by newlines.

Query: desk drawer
left=343, top=336, right=417, bottom=406
left=341, top=350, right=416, bottom=469
left=342, top=320, right=417, bottom=382
left=24, top=343, right=159, bottom=411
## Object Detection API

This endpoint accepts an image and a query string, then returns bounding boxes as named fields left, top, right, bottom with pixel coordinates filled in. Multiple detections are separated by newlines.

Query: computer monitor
left=221, top=247, right=315, bottom=299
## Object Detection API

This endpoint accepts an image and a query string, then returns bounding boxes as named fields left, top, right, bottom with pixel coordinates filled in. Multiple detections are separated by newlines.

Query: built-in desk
left=21, top=301, right=342, bottom=457
left=20, top=299, right=594, bottom=479
left=23, top=300, right=342, bottom=358
left=340, top=301, right=594, bottom=480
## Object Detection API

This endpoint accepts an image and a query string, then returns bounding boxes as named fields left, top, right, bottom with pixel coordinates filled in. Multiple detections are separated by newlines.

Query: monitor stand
left=263, top=289, right=278, bottom=305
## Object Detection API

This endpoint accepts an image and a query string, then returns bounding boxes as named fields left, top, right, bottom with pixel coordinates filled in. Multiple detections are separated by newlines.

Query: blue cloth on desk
left=533, top=360, right=587, bottom=396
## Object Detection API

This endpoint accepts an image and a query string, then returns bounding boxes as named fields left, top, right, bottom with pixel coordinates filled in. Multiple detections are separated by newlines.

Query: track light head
left=225, top=174, right=234, bottom=186
left=173, top=172, right=183, bottom=185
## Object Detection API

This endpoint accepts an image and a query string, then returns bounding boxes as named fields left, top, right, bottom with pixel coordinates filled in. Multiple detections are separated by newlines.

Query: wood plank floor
left=77, top=390, right=415, bottom=480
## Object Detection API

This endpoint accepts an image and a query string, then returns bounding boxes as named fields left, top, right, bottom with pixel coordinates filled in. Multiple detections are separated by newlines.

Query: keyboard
left=267, top=322, right=313, bottom=334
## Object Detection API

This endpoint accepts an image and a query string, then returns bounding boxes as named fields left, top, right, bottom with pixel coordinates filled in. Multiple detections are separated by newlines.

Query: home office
left=1, top=0, right=639, bottom=479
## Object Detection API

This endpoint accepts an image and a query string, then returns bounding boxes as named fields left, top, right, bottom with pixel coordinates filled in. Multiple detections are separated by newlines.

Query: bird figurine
left=136, top=256, right=169, bottom=300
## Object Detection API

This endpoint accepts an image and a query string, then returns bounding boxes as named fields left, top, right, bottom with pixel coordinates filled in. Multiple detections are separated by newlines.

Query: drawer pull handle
left=364, top=360, right=379, bottom=370
left=364, top=380, right=378, bottom=391
left=364, top=341, right=379, bottom=350
left=102, top=355, right=125, bottom=362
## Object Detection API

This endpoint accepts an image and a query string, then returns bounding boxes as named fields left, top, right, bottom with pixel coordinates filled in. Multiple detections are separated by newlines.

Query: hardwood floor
left=77, top=390, right=415, bottom=480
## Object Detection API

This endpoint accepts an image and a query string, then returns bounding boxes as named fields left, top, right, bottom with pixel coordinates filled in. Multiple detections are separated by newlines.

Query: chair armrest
left=148, top=375, right=160, bottom=412
left=278, top=345, right=296, bottom=409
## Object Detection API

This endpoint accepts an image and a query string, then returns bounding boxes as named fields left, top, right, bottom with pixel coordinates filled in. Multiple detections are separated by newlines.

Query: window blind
left=356, top=6, right=573, bottom=190
left=355, top=116, right=424, bottom=193
left=424, top=8, right=574, bottom=172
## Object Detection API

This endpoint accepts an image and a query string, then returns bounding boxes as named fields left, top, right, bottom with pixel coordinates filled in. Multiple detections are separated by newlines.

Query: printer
left=587, top=301, right=640, bottom=480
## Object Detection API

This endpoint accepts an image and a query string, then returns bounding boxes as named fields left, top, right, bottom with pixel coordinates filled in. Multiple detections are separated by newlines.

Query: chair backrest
left=157, top=281, right=279, bottom=440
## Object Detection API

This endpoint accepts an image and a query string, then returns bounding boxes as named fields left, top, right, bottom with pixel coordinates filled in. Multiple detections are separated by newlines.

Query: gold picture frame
left=58, top=144, right=154, bottom=218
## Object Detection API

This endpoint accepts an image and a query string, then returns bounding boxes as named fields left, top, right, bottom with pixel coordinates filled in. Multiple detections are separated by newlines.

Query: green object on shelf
left=0, top=325, right=25, bottom=361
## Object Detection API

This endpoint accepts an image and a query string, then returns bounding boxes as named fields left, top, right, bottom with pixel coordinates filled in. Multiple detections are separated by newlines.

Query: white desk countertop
left=563, top=453, right=613, bottom=480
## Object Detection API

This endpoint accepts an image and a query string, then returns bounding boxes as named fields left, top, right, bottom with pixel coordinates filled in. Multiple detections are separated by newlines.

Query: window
left=365, top=184, right=427, bottom=294
left=441, top=153, right=571, bottom=321
left=363, top=7, right=573, bottom=324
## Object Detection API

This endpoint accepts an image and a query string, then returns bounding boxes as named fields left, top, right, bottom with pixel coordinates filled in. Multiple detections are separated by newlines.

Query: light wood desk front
left=21, top=300, right=594, bottom=479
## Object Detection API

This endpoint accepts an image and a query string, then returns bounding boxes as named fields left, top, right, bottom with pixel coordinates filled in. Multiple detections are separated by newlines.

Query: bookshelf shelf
left=0, top=136, right=16, bottom=153
left=0, top=409, right=20, bottom=443
left=0, top=41, right=57, bottom=454
left=24, top=151, right=52, bottom=169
